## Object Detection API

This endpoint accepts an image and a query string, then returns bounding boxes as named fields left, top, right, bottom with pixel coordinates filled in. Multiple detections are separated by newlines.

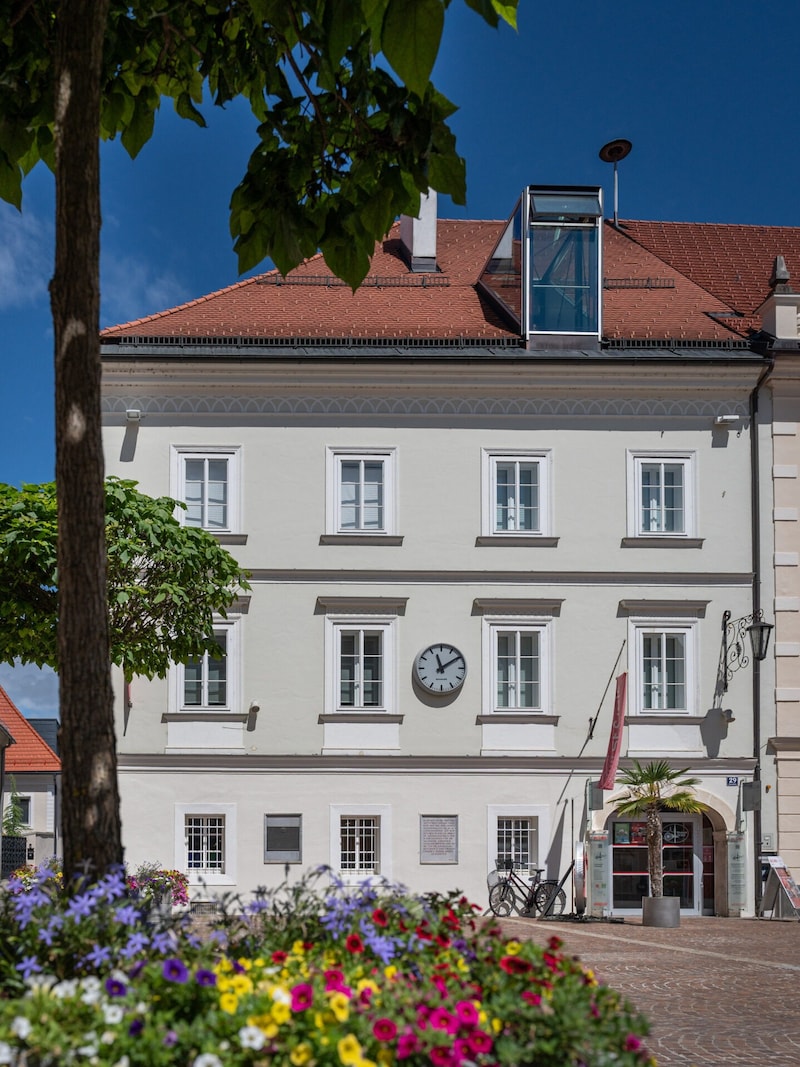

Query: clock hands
left=435, top=653, right=445, bottom=672
left=440, top=655, right=463, bottom=671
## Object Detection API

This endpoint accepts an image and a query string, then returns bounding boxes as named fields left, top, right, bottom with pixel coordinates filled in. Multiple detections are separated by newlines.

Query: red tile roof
left=0, top=686, right=60, bottom=773
left=101, top=216, right=796, bottom=346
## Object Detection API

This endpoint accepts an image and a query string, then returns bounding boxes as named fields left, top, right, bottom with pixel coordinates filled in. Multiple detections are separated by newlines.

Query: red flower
left=543, top=952, right=561, bottom=973
left=345, top=933, right=364, bottom=954
left=416, top=923, right=432, bottom=941
left=372, top=908, right=389, bottom=927
left=521, top=990, right=542, bottom=1007
left=624, top=1035, right=643, bottom=1053
left=271, top=950, right=288, bottom=964
left=435, top=934, right=450, bottom=948
left=499, top=956, right=532, bottom=975
left=547, top=935, right=563, bottom=952
left=324, top=969, right=350, bottom=994
left=373, top=1018, right=398, bottom=1042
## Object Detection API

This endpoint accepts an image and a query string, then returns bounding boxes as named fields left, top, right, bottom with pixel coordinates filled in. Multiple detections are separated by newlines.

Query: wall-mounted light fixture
left=714, top=414, right=741, bottom=427
left=125, top=409, right=142, bottom=423
left=722, top=609, right=774, bottom=692
left=720, top=708, right=735, bottom=724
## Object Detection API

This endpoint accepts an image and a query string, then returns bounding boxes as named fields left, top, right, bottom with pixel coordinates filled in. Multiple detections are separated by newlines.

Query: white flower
left=0, top=1042, right=13, bottom=1065
left=112, top=1058, right=130, bottom=1067
left=271, top=986, right=291, bottom=1005
left=101, top=1029, right=118, bottom=1045
left=102, top=1004, right=124, bottom=1025
left=11, top=1017, right=32, bottom=1040
left=193, top=1055, right=223, bottom=1067
left=52, top=978, right=79, bottom=999
left=238, top=1026, right=266, bottom=1050
left=80, top=976, right=102, bottom=1005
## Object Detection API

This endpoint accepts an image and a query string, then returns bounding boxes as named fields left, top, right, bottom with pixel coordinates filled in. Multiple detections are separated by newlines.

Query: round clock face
left=414, top=643, right=467, bottom=694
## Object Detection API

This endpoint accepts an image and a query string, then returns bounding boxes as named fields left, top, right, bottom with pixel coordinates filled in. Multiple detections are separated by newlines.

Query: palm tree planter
left=611, top=760, right=706, bottom=927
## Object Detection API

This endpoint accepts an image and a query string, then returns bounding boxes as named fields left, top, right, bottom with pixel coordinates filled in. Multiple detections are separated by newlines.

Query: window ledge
left=319, top=713, right=404, bottom=724
left=475, top=536, right=559, bottom=547
left=320, top=534, right=404, bottom=545
left=162, top=712, right=248, bottom=723
left=625, top=715, right=704, bottom=725
left=476, top=714, right=559, bottom=725
left=621, top=537, right=704, bottom=548
left=212, top=533, right=248, bottom=545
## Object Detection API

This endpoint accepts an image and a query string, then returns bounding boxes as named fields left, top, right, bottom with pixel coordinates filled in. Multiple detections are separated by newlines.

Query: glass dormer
left=479, top=185, right=603, bottom=346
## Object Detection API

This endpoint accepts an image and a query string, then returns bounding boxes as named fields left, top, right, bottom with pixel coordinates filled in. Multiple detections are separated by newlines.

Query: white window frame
left=175, top=802, right=237, bottom=887
left=630, top=619, right=697, bottom=715
left=326, top=448, right=397, bottom=536
left=482, top=615, right=552, bottom=714
left=324, top=614, right=397, bottom=715
left=627, top=451, right=695, bottom=538
left=264, top=814, right=303, bottom=864
left=171, top=446, right=241, bottom=533
left=330, top=803, right=392, bottom=885
left=482, top=449, right=552, bottom=538
left=171, top=616, right=241, bottom=715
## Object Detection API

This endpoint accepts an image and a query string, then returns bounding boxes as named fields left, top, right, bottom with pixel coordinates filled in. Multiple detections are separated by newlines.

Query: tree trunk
left=51, top=0, right=122, bottom=883
left=647, top=808, right=663, bottom=897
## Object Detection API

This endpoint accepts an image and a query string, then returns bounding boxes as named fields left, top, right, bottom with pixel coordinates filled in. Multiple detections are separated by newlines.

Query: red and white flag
left=598, top=672, right=627, bottom=790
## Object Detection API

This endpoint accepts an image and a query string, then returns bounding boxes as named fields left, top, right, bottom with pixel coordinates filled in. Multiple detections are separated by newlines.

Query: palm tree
left=611, top=760, right=706, bottom=898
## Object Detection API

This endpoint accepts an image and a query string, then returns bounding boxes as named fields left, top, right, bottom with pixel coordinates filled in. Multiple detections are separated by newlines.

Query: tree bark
left=51, top=0, right=122, bottom=883
left=647, top=808, right=663, bottom=897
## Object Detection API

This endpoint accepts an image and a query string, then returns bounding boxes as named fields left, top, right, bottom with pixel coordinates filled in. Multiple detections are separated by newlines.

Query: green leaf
left=0, top=153, right=22, bottom=209
left=381, top=0, right=444, bottom=97
left=120, top=95, right=157, bottom=159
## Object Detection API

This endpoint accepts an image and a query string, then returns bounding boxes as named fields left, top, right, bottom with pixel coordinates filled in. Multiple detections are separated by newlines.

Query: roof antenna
left=598, top=139, right=632, bottom=229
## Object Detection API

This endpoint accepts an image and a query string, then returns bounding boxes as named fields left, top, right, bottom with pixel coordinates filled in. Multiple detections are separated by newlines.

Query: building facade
left=101, top=189, right=787, bottom=916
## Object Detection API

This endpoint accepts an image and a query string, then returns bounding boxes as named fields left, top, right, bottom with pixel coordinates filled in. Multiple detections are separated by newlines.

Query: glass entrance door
left=610, top=814, right=703, bottom=915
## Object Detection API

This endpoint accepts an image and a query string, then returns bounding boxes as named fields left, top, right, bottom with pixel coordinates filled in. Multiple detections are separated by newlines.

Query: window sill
left=320, top=534, right=403, bottom=545
left=319, top=713, right=404, bottom=724
left=476, top=714, right=559, bottom=725
left=625, top=714, right=702, bottom=724
left=475, top=536, right=559, bottom=547
left=621, top=537, right=703, bottom=548
left=211, top=533, right=248, bottom=545
left=163, top=712, right=248, bottom=722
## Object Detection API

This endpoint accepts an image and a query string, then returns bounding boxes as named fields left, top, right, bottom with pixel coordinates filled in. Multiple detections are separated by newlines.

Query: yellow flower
left=215, top=958, right=233, bottom=975
left=237, top=957, right=253, bottom=971
left=505, top=940, right=522, bottom=956
left=377, top=1049, right=394, bottom=1066
left=219, top=992, right=239, bottom=1014
left=328, top=991, right=350, bottom=1022
left=383, top=965, right=398, bottom=980
left=292, top=940, right=307, bottom=956
left=491, top=1017, right=503, bottom=1034
left=290, top=1044, right=313, bottom=1065
left=272, top=1001, right=291, bottom=1025
left=231, top=973, right=254, bottom=995
left=248, top=1014, right=278, bottom=1039
left=337, top=1034, right=363, bottom=1066
left=356, top=979, right=379, bottom=997
left=217, top=976, right=234, bottom=993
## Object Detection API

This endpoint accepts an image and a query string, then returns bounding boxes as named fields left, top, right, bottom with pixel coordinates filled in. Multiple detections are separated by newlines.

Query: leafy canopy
left=0, top=0, right=517, bottom=288
left=0, top=478, right=250, bottom=679
left=611, top=759, right=705, bottom=818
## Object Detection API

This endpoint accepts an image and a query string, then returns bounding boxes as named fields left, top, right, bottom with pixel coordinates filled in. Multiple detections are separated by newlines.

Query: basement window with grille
left=479, top=185, right=603, bottom=347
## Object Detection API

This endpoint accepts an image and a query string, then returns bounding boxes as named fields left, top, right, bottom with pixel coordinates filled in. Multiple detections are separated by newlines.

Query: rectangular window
left=172, top=447, right=240, bottom=533
left=338, top=628, right=384, bottom=710
left=495, top=629, right=540, bottom=709
left=482, top=451, right=551, bottom=538
left=640, top=630, right=687, bottom=711
left=183, top=631, right=228, bottom=708
left=265, top=815, right=302, bottom=863
left=628, top=453, right=694, bottom=538
left=326, top=449, right=396, bottom=536
left=496, top=817, right=534, bottom=871
left=340, top=816, right=379, bottom=873
left=185, top=815, right=225, bottom=872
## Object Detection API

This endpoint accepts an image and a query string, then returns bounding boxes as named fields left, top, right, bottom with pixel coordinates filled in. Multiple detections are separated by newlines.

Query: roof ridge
left=0, top=684, right=61, bottom=772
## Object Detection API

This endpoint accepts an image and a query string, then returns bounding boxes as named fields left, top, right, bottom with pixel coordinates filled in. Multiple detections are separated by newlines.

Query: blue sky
left=1, top=1, right=797, bottom=716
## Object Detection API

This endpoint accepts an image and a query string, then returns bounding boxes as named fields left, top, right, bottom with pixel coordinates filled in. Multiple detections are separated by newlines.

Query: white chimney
left=400, top=190, right=437, bottom=272
left=757, top=255, right=800, bottom=340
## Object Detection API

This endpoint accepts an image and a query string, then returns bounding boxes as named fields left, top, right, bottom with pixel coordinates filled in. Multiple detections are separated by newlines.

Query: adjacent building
left=100, top=188, right=796, bottom=916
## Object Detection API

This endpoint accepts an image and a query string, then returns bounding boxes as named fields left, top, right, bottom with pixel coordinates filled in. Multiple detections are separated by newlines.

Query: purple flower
left=163, top=957, right=189, bottom=983
left=114, top=904, right=142, bottom=927
left=105, top=977, right=127, bottom=997
left=163, top=1030, right=179, bottom=1047
left=150, top=930, right=177, bottom=953
left=84, top=943, right=112, bottom=968
left=66, top=893, right=95, bottom=920
left=121, top=934, right=150, bottom=960
left=129, top=1018, right=144, bottom=1037
left=196, top=969, right=217, bottom=987
left=17, top=955, right=43, bottom=980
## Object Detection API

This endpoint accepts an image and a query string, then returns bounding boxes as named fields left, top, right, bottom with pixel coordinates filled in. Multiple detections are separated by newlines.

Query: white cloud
left=0, top=660, right=59, bottom=718
left=101, top=253, right=189, bottom=329
left=0, top=202, right=53, bottom=311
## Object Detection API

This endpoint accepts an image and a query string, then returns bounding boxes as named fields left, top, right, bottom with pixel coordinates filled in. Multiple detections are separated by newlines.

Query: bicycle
left=487, top=860, right=567, bottom=917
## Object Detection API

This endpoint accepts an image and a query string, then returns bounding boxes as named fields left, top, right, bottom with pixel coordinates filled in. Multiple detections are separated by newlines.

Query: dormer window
left=479, top=185, right=603, bottom=347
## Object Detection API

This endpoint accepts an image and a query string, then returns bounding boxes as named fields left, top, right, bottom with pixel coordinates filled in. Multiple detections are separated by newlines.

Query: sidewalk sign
left=759, top=856, right=800, bottom=919
left=587, top=831, right=609, bottom=918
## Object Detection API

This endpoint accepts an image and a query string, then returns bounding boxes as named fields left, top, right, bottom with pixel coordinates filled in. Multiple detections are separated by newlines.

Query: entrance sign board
left=587, top=831, right=609, bottom=918
left=760, top=856, right=800, bottom=919
left=726, top=831, right=747, bottom=915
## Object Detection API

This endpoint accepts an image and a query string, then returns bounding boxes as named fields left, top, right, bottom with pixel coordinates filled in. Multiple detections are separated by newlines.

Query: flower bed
left=0, top=866, right=652, bottom=1066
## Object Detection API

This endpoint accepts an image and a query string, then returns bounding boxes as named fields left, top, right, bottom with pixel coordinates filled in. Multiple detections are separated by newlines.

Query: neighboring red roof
left=0, top=685, right=60, bottom=773
left=101, top=216, right=795, bottom=346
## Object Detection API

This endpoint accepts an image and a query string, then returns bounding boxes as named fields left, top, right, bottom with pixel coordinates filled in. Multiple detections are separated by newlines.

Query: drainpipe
left=750, top=351, right=774, bottom=914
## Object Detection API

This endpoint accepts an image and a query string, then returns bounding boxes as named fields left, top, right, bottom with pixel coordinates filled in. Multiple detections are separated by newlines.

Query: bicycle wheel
left=533, top=882, right=566, bottom=916
left=489, top=881, right=518, bottom=916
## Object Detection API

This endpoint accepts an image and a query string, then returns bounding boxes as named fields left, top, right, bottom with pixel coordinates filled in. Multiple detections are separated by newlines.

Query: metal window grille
left=496, top=817, right=533, bottom=870
left=185, top=815, right=225, bottom=872
left=340, top=816, right=379, bottom=872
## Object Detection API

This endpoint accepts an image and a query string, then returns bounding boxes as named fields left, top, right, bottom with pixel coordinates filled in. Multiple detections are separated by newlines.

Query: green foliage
left=0, top=478, right=249, bottom=679
left=2, top=777, right=26, bottom=837
left=0, top=867, right=652, bottom=1066
left=0, top=0, right=517, bottom=288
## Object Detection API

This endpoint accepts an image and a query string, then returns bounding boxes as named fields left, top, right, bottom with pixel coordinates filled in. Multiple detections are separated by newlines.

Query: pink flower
left=291, top=983, right=314, bottom=1012
left=324, top=969, right=350, bottom=994
left=430, top=1046, right=453, bottom=1066
left=398, top=1032, right=420, bottom=1060
left=468, top=1030, right=493, bottom=1054
left=624, top=1035, right=643, bottom=1052
left=373, top=1018, right=398, bottom=1042
left=522, top=990, right=542, bottom=1007
left=500, top=956, right=532, bottom=975
left=454, top=1000, right=479, bottom=1027
left=430, top=1007, right=456, bottom=1033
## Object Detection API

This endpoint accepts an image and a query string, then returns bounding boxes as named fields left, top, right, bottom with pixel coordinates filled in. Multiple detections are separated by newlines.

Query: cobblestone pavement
left=499, top=915, right=800, bottom=1067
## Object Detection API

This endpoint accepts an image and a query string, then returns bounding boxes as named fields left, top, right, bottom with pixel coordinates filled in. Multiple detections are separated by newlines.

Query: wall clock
left=414, top=643, right=467, bottom=694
